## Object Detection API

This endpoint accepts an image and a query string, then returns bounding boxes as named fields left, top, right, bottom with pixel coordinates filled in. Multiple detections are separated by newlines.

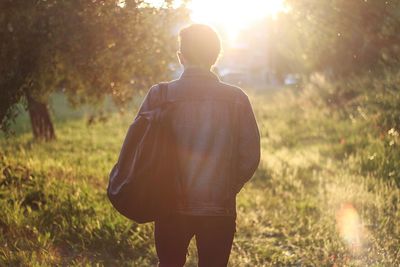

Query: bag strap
left=158, top=82, right=168, bottom=105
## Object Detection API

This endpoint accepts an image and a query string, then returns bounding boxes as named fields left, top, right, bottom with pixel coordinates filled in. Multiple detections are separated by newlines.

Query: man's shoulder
left=148, top=79, right=249, bottom=105
left=145, top=79, right=179, bottom=100
left=216, top=81, right=250, bottom=104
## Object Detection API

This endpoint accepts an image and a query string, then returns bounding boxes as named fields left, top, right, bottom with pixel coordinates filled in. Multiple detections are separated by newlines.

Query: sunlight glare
left=142, top=0, right=184, bottom=9
left=143, top=0, right=289, bottom=42
left=189, top=0, right=288, bottom=41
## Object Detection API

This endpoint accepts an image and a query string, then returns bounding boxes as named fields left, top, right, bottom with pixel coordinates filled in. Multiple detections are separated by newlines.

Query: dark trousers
left=154, top=213, right=236, bottom=267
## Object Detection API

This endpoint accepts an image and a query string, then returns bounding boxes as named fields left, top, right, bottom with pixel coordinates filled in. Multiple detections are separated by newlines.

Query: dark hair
left=179, top=24, right=221, bottom=67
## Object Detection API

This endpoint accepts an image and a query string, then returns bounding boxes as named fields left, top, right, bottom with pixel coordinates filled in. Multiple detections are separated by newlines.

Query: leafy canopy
left=0, top=0, right=188, bottom=132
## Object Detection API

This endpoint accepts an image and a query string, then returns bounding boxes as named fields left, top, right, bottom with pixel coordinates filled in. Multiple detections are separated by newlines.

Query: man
left=138, top=24, right=260, bottom=267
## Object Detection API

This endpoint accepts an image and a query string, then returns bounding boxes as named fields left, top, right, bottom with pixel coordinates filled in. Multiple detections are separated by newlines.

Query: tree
left=0, top=0, right=187, bottom=140
left=288, top=0, right=400, bottom=76
left=239, top=0, right=400, bottom=80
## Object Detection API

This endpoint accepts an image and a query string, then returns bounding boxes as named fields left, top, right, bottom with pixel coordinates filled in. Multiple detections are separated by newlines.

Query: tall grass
left=0, top=77, right=399, bottom=266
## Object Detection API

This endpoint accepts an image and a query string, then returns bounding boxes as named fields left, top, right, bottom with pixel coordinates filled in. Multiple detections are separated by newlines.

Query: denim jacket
left=137, top=67, right=260, bottom=216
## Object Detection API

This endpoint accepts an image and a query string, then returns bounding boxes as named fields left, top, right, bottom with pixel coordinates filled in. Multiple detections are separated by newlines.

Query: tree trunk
left=26, top=94, right=56, bottom=141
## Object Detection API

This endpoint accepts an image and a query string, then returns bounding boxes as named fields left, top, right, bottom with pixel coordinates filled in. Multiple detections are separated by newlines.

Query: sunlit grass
left=0, top=87, right=399, bottom=266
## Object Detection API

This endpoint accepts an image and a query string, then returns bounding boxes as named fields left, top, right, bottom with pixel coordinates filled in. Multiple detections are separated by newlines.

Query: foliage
left=294, top=69, right=400, bottom=185
left=0, top=0, right=187, bottom=133
left=241, top=0, right=400, bottom=78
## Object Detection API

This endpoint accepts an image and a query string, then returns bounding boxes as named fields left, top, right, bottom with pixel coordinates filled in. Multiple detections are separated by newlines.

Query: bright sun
left=144, top=0, right=289, bottom=42
left=188, top=0, right=288, bottom=41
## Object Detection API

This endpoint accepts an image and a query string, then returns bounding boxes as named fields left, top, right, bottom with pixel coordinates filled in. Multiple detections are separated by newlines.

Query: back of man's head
left=179, top=24, right=221, bottom=68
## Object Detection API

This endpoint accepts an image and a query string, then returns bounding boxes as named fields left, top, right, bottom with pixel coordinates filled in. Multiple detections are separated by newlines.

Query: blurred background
left=1, top=0, right=399, bottom=266
left=2, top=0, right=399, bottom=137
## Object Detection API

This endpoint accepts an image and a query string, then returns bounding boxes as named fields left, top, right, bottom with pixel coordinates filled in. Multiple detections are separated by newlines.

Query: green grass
left=1, top=88, right=399, bottom=266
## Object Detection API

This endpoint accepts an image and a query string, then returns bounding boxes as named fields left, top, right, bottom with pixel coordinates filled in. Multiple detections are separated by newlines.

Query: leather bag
left=107, top=83, right=177, bottom=223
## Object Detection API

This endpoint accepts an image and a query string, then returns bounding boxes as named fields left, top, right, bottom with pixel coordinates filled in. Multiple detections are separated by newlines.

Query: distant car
left=221, top=71, right=248, bottom=86
left=284, top=74, right=301, bottom=86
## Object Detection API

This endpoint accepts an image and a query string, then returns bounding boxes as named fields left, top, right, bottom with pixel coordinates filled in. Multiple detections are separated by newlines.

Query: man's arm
left=234, top=94, right=261, bottom=193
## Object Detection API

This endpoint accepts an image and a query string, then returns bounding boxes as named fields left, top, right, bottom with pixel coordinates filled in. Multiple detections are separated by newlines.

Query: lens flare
left=336, top=203, right=363, bottom=252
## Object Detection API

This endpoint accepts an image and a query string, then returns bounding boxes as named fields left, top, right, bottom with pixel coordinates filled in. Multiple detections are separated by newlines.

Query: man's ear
left=177, top=51, right=185, bottom=66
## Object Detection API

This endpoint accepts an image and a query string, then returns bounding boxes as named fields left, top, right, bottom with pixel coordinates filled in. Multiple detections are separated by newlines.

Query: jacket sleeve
left=234, top=94, right=261, bottom=193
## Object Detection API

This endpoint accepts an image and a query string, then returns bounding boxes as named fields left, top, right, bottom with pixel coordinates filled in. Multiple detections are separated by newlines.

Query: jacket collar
left=179, top=67, right=220, bottom=81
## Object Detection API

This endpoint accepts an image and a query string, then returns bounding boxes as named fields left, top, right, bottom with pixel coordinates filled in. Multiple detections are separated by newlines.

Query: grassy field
left=0, top=87, right=399, bottom=266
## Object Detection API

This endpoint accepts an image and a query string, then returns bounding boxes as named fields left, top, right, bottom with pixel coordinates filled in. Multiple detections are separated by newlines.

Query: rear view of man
left=137, top=24, right=260, bottom=267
